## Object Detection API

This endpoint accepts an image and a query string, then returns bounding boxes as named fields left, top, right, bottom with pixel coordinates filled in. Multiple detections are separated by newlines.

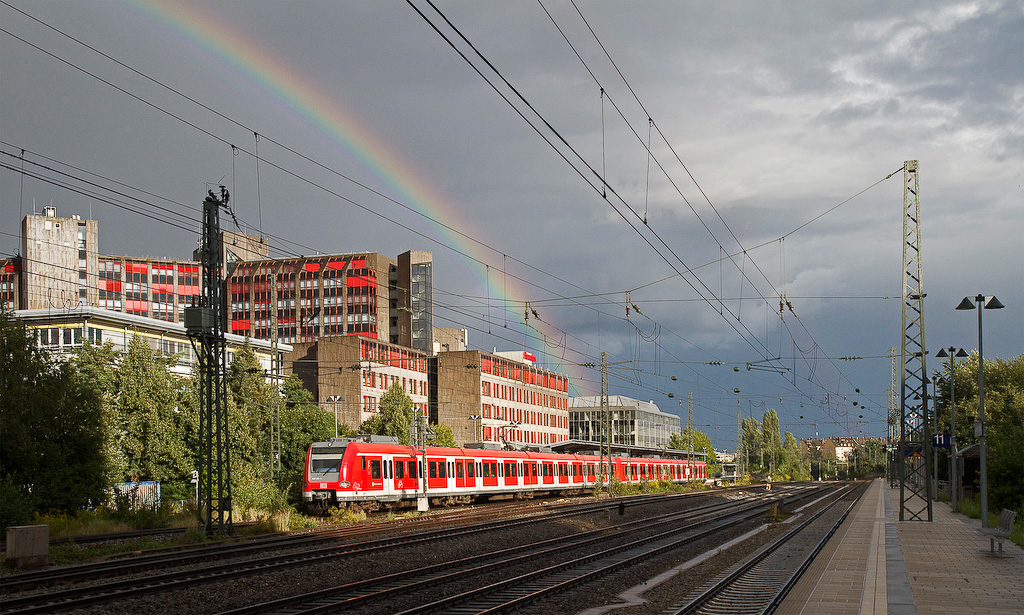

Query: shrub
left=0, top=479, right=33, bottom=532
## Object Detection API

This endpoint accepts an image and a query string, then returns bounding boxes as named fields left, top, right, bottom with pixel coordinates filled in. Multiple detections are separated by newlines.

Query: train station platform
left=778, top=478, right=1024, bottom=615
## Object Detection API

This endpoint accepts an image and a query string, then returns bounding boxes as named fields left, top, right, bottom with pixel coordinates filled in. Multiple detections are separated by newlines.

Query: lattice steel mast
left=185, top=188, right=234, bottom=536
left=899, top=160, right=932, bottom=521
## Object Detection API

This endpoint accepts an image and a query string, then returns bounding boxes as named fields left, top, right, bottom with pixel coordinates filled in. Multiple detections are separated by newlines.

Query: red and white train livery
left=303, top=436, right=707, bottom=510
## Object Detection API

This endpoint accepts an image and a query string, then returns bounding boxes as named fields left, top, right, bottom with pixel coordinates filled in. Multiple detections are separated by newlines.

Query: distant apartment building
left=3, top=208, right=433, bottom=350
left=4, top=206, right=267, bottom=324
left=568, top=395, right=681, bottom=450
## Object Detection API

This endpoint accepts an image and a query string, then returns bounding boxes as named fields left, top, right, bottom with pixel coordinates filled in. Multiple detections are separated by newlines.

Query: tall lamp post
left=468, top=414, right=481, bottom=443
left=326, top=395, right=343, bottom=439
left=956, top=294, right=1004, bottom=528
left=936, top=346, right=968, bottom=512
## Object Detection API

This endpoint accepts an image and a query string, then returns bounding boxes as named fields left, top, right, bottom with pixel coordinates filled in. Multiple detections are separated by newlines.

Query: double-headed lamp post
left=468, top=414, right=481, bottom=443
left=936, top=346, right=969, bottom=513
left=326, top=395, right=343, bottom=439
left=955, top=294, right=1004, bottom=528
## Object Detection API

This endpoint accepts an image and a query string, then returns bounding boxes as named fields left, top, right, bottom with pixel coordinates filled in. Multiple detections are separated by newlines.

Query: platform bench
left=980, top=509, right=1017, bottom=556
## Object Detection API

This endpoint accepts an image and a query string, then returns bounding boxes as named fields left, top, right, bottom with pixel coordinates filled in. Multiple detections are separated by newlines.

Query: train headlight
left=339, top=481, right=350, bottom=488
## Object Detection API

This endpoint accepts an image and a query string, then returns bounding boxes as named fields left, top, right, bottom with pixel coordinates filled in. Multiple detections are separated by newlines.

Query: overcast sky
left=2, top=0, right=1021, bottom=450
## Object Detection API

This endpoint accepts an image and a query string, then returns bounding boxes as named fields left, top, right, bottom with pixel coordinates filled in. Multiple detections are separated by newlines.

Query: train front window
left=307, top=452, right=344, bottom=476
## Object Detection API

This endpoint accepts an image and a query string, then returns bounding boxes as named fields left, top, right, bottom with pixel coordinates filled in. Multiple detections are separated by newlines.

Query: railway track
left=0, top=487, right=752, bottom=614
left=667, top=481, right=868, bottom=615
left=210, top=484, right=837, bottom=615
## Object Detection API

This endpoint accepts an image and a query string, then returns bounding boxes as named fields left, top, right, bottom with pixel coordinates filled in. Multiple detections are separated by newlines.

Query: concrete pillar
left=5, top=525, right=49, bottom=569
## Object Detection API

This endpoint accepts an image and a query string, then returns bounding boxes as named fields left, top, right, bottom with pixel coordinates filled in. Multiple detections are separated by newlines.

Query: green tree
left=741, top=416, right=762, bottom=473
left=361, top=382, right=415, bottom=444
left=761, top=409, right=781, bottom=475
left=68, top=341, right=125, bottom=485
left=427, top=423, right=458, bottom=447
left=115, top=334, right=181, bottom=482
left=935, top=353, right=1024, bottom=513
left=226, top=340, right=277, bottom=478
left=279, top=375, right=337, bottom=499
left=678, top=426, right=718, bottom=476
left=779, top=430, right=808, bottom=480
left=1, top=312, right=107, bottom=522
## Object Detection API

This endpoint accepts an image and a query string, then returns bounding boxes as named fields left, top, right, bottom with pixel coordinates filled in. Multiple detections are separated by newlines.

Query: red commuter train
left=303, top=436, right=707, bottom=511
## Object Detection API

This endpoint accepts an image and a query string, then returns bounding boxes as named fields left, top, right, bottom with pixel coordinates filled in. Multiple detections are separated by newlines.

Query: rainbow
left=132, top=0, right=579, bottom=379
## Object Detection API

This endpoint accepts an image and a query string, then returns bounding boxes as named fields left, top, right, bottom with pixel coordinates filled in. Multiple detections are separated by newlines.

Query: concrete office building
left=569, top=395, right=680, bottom=450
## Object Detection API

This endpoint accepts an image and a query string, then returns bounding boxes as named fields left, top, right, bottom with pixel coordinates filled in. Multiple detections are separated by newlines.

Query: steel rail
left=668, top=482, right=865, bottom=615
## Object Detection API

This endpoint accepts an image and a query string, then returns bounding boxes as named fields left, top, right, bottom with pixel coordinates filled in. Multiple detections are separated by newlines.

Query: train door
left=362, top=455, right=384, bottom=492
left=524, top=461, right=537, bottom=486
left=481, top=460, right=499, bottom=487
left=455, top=459, right=467, bottom=489
left=427, top=457, right=447, bottom=491
left=464, top=458, right=476, bottom=489
left=502, top=460, right=517, bottom=487
left=394, top=457, right=416, bottom=493
left=542, top=461, right=554, bottom=485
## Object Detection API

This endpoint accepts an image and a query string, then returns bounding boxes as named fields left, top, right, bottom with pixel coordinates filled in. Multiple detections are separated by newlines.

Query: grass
left=952, top=497, right=1024, bottom=549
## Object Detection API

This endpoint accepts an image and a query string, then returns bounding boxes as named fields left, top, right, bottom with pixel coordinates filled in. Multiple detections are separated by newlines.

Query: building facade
left=569, top=395, right=680, bottom=450
left=287, top=335, right=430, bottom=430
left=4, top=207, right=268, bottom=325
left=14, top=306, right=290, bottom=378
left=389, top=250, right=433, bottom=354
left=226, top=252, right=396, bottom=345
left=4, top=209, right=434, bottom=350
left=432, top=349, right=570, bottom=447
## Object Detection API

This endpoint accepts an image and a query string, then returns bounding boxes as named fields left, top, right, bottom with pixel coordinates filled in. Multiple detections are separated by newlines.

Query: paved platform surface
left=778, top=478, right=1023, bottom=615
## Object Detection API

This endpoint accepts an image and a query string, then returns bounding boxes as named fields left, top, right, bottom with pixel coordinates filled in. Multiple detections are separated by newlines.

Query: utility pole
left=270, top=267, right=282, bottom=480
left=600, top=352, right=611, bottom=492
left=898, top=160, right=932, bottom=521
left=687, top=392, right=693, bottom=479
left=736, top=409, right=744, bottom=478
left=185, top=187, right=234, bottom=536
left=888, top=346, right=898, bottom=487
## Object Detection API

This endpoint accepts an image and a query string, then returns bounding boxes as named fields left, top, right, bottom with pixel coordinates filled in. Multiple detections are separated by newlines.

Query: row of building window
left=480, top=403, right=566, bottom=429
left=362, top=370, right=428, bottom=397
left=482, top=380, right=566, bottom=410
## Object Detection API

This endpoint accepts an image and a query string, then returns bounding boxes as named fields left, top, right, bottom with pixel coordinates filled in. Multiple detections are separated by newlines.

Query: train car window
left=439, top=462, right=447, bottom=479
left=409, top=460, right=418, bottom=479
left=498, top=463, right=503, bottom=478
left=477, top=462, right=483, bottom=477
left=449, top=462, right=454, bottom=476
left=456, top=462, right=464, bottom=478
left=397, top=461, right=405, bottom=479
left=483, top=463, right=490, bottom=478
left=370, top=459, right=382, bottom=480
left=362, top=458, right=367, bottom=471
left=467, top=462, right=475, bottom=478
left=429, top=461, right=438, bottom=479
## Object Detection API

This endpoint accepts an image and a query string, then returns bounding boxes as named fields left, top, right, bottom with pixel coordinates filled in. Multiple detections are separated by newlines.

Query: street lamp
left=956, top=294, right=1004, bottom=528
left=326, top=395, right=343, bottom=439
left=936, top=346, right=969, bottom=512
left=468, top=414, right=481, bottom=443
